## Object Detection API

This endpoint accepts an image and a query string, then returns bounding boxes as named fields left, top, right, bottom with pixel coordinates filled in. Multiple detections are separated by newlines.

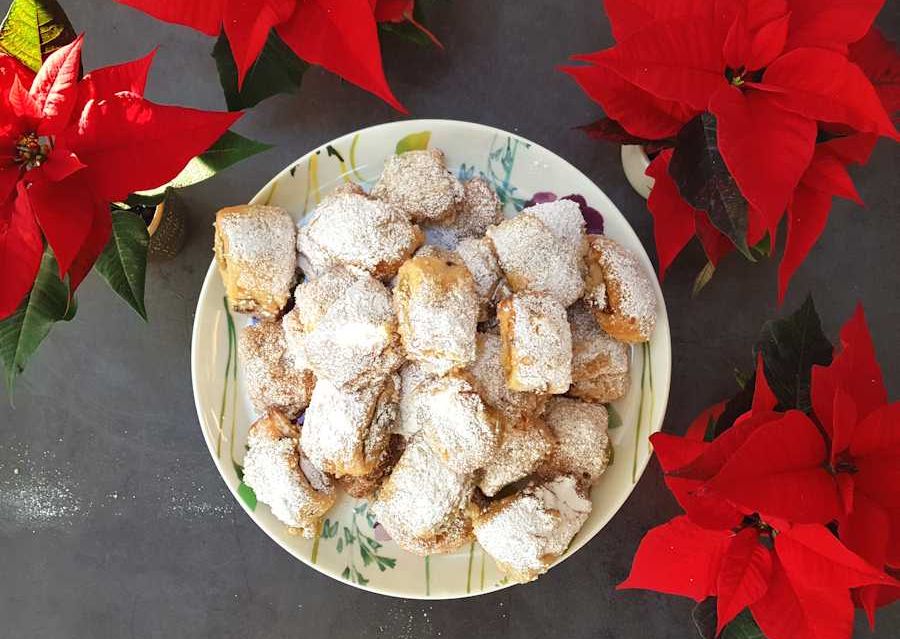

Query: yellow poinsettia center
left=14, top=132, right=50, bottom=170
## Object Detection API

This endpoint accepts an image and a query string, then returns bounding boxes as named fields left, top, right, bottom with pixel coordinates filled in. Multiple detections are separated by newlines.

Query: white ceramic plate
left=191, top=119, right=671, bottom=599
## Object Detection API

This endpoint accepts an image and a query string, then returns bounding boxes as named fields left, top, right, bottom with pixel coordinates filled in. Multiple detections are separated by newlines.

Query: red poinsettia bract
left=114, top=0, right=415, bottom=111
left=0, top=37, right=240, bottom=319
left=565, top=0, right=899, bottom=299
left=620, top=307, right=900, bottom=639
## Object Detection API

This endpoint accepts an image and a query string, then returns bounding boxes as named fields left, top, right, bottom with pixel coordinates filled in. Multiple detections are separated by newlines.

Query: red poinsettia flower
left=621, top=308, right=900, bottom=638
left=809, top=306, right=900, bottom=620
left=114, top=0, right=408, bottom=112
left=0, top=37, right=240, bottom=319
left=565, top=1, right=899, bottom=298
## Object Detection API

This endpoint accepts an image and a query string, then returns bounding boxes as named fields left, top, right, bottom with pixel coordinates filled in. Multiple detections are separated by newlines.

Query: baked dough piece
left=479, top=418, right=556, bottom=497
left=371, top=435, right=475, bottom=555
left=239, top=321, right=315, bottom=420
left=432, top=177, right=503, bottom=240
left=300, top=375, right=399, bottom=477
left=473, top=475, right=591, bottom=582
left=242, top=409, right=335, bottom=537
left=297, top=190, right=423, bottom=279
left=486, top=212, right=584, bottom=307
left=568, top=300, right=630, bottom=403
left=394, top=255, right=479, bottom=375
left=465, top=332, right=547, bottom=426
left=395, top=360, right=435, bottom=439
left=214, top=205, right=296, bottom=319
left=584, top=235, right=657, bottom=343
left=417, top=375, right=502, bottom=475
left=456, top=237, right=505, bottom=321
left=497, top=293, right=573, bottom=394
left=301, top=272, right=402, bottom=390
left=525, top=199, right=587, bottom=258
left=542, top=397, right=612, bottom=485
left=371, top=149, right=465, bottom=222
left=340, top=434, right=406, bottom=499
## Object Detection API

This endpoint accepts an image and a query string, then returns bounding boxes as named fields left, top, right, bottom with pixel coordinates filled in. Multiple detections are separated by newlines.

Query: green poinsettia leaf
left=395, top=131, right=431, bottom=154
left=213, top=29, right=309, bottom=112
left=130, top=130, right=272, bottom=204
left=754, top=295, right=833, bottom=413
left=692, top=601, right=763, bottom=639
left=0, top=0, right=76, bottom=72
left=94, top=209, right=150, bottom=321
left=0, top=248, right=76, bottom=393
left=670, top=114, right=752, bottom=260
left=692, top=261, right=716, bottom=297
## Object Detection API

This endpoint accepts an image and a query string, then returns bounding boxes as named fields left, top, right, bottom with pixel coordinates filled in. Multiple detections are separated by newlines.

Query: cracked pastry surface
left=239, top=320, right=315, bottom=420
left=542, top=397, right=612, bottom=485
left=297, top=190, right=423, bottom=279
left=242, top=409, right=335, bottom=537
left=486, top=212, right=584, bottom=307
left=394, top=254, right=479, bottom=375
left=497, top=293, right=573, bottom=394
left=427, top=176, right=504, bottom=242
left=214, top=205, right=296, bottom=319
left=371, top=149, right=465, bottom=222
left=584, top=235, right=657, bottom=343
left=473, top=475, right=591, bottom=582
left=300, top=374, right=399, bottom=478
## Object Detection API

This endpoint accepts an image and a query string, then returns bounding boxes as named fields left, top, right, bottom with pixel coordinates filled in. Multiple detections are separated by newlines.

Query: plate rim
left=190, top=118, right=672, bottom=599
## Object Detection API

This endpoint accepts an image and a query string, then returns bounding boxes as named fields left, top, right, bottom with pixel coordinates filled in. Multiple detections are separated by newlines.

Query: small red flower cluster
left=620, top=306, right=899, bottom=639
left=565, top=0, right=899, bottom=299
left=114, top=0, right=437, bottom=112
left=0, top=37, right=240, bottom=319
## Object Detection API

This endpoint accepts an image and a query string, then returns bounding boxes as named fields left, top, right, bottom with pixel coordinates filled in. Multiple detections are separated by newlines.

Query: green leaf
left=341, top=566, right=351, bottom=580
left=395, top=131, right=431, bottom=154
left=754, top=295, right=833, bottom=413
left=0, top=248, right=76, bottom=393
left=0, top=0, right=76, bottom=72
left=359, top=543, right=373, bottom=566
left=213, top=29, right=309, bottom=111
left=691, top=600, right=764, bottom=639
left=607, top=404, right=623, bottom=429
left=692, top=261, right=716, bottom=297
left=375, top=555, right=396, bottom=571
left=343, top=526, right=355, bottom=545
left=131, top=131, right=272, bottom=203
left=237, top=482, right=257, bottom=511
left=670, top=114, right=752, bottom=260
left=750, top=233, right=772, bottom=259
left=721, top=610, right=765, bottom=639
left=336, top=537, right=343, bottom=553
left=94, top=209, right=150, bottom=320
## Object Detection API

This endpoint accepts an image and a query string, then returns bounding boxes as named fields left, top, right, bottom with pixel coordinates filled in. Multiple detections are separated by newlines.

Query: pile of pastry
left=214, top=148, right=658, bottom=582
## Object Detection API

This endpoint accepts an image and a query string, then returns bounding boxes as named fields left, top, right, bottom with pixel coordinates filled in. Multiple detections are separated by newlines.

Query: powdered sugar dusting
left=474, top=475, right=590, bottom=581
left=297, top=192, right=422, bottom=278
left=487, top=213, right=584, bottom=306
left=418, top=376, right=501, bottom=475
left=499, top=293, right=572, bottom=394
left=479, top=420, right=555, bottom=497
left=543, top=397, right=612, bottom=484
left=394, top=256, right=479, bottom=375
left=371, top=149, right=465, bottom=222
left=589, top=236, right=657, bottom=340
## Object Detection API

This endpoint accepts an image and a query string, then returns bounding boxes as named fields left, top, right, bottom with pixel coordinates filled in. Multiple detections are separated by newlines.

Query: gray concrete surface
left=1, top=1, right=897, bottom=637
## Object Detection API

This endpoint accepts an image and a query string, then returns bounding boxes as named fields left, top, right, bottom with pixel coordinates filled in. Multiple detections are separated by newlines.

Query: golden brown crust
left=339, top=434, right=406, bottom=499
left=215, top=205, right=296, bottom=319
left=584, top=235, right=657, bottom=343
left=394, top=255, right=479, bottom=375
left=497, top=293, right=572, bottom=394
